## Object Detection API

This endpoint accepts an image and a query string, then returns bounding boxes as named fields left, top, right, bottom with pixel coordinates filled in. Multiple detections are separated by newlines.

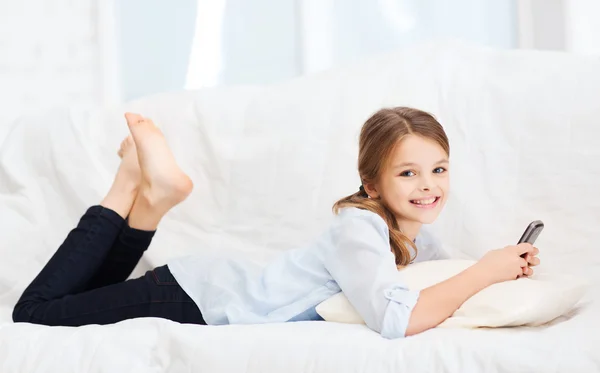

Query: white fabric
left=2, top=40, right=600, bottom=371
left=315, top=259, right=588, bottom=328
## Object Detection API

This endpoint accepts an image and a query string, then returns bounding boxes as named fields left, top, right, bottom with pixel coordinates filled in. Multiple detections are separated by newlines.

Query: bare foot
left=115, top=135, right=141, bottom=189
left=100, top=135, right=141, bottom=219
left=124, top=113, right=193, bottom=209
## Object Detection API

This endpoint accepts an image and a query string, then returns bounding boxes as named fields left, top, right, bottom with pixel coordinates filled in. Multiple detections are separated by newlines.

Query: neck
left=396, top=219, right=422, bottom=242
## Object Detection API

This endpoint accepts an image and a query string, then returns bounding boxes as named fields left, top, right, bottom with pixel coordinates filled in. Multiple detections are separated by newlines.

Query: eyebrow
left=392, top=159, right=449, bottom=169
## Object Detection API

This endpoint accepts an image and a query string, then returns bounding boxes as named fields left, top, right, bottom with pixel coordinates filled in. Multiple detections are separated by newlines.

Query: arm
left=406, top=242, right=538, bottom=336
left=323, top=212, right=422, bottom=339
left=404, top=264, right=490, bottom=336
left=324, top=211, right=535, bottom=339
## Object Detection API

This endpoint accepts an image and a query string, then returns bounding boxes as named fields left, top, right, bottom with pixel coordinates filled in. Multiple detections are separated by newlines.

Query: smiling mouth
left=409, top=197, right=440, bottom=207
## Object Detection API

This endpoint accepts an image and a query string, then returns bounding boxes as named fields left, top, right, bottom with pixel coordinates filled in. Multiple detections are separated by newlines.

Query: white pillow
left=315, top=260, right=588, bottom=329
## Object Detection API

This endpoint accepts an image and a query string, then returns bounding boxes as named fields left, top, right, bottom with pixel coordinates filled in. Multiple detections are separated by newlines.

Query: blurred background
left=1, top=0, right=599, bottom=129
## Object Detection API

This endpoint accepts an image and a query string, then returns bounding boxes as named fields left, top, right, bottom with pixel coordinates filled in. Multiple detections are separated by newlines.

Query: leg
left=83, top=221, right=155, bottom=290
left=13, top=112, right=194, bottom=324
left=100, top=135, right=140, bottom=219
left=84, top=133, right=154, bottom=290
left=13, top=265, right=205, bottom=326
left=123, top=112, right=193, bottom=231
left=13, top=205, right=126, bottom=316
left=14, top=129, right=141, bottom=313
left=87, top=113, right=194, bottom=287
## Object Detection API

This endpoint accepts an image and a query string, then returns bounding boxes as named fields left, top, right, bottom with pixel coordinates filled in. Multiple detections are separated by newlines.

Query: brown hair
left=332, top=107, right=449, bottom=266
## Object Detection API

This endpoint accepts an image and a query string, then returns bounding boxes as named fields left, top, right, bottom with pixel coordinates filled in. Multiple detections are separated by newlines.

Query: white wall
left=516, top=0, right=600, bottom=55
left=517, top=0, right=566, bottom=50
left=187, top=0, right=518, bottom=88
left=115, top=0, right=197, bottom=101
left=6, top=0, right=592, bottom=131
left=300, top=0, right=517, bottom=75
left=565, top=0, right=600, bottom=55
left=186, top=0, right=299, bottom=88
left=0, top=0, right=103, bottom=128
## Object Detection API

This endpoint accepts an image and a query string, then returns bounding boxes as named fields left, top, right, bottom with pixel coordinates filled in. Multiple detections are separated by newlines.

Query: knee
left=12, top=302, right=33, bottom=323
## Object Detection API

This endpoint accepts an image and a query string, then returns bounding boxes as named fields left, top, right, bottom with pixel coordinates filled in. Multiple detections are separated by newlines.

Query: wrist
left=465, top=263, right=495, bottom=289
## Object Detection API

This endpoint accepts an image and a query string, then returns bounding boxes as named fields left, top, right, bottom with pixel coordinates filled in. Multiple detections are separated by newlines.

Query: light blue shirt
left=167, top=207, right=448, bottom=339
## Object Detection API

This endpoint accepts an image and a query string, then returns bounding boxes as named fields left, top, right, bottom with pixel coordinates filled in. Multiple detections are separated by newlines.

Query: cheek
left=387, top=178, right=414, bottom=200
left=439, top=175, right=450, bottom=193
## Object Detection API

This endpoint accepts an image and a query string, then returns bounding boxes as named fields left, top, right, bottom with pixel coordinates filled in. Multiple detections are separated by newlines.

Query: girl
left=12, top=107, right=539, bottom=339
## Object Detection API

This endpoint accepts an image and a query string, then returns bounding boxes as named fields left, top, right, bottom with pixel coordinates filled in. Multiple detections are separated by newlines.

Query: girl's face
left=367, top=135, right=449, bottom=226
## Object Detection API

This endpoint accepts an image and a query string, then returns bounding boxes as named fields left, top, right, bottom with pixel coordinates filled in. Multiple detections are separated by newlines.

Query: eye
left=399, top=170, right=416, bottom=177
left=433, top=167, right=447, bottom=174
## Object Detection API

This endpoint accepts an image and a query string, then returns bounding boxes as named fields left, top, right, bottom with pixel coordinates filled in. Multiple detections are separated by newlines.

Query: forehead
left=390, top=135, right=447, bottom=164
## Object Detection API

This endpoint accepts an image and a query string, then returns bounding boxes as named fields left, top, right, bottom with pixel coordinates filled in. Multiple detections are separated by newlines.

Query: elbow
left=377, top=288, right=421, bottom=339
left=380, top=327, right=407, bottom=339
left=380, top=314, right=425, bottom=339
left=378, top=308, right=411, bottom=339
left=403, top=313, right=423, bottom=337
left=403, top=322, right=421, bottom=337
left=403, top=306, right=444, bottom=337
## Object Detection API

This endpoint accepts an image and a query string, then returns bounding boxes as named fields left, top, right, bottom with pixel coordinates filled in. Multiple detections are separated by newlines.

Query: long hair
left=333, top=107, right=450, bottom=266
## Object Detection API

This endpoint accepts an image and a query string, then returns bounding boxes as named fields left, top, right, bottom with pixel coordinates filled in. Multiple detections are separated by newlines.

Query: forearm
left=404, top=264, right=491, bottom=336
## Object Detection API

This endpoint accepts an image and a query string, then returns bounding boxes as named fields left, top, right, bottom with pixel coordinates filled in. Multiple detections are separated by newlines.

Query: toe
left=125, top=113, right=144, bottom=128
left=122, top=135, right=133, bottom=148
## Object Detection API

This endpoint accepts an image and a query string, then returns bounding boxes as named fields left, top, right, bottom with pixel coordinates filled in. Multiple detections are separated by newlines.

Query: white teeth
left=412, top=197, right=436, bottom=205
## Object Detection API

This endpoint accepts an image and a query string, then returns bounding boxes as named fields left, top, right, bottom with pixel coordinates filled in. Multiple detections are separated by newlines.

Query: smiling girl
left=13, top=107, right=539, bottom=339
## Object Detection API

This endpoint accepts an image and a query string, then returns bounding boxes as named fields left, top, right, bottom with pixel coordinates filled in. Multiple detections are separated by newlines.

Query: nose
left=420, top=173, right=434, bottom=192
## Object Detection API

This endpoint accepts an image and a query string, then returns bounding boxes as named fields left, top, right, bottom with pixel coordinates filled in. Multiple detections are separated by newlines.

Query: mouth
left=409, top=196, right=441, bottom=209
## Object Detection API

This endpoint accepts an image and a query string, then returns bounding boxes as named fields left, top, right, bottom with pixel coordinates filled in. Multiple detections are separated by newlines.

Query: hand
left=474, top=243, right=540, bottom=286
left=523, top=248, right=541, bottom=271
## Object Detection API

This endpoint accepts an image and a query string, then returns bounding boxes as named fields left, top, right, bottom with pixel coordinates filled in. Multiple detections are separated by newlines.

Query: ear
left=363, top=182, right=380, bottom=199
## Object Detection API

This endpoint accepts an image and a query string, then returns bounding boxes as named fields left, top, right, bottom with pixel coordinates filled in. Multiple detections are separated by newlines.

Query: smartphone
left=517, top=220, right=544, bottom=248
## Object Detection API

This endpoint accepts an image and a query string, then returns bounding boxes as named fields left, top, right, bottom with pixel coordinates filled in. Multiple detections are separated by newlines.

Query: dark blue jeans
left=12, top=205, right=205, bottom=326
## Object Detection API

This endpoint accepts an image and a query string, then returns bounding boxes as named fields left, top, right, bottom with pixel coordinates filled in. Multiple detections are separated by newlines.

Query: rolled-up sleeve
left=323, top=212, right=420, bottom=339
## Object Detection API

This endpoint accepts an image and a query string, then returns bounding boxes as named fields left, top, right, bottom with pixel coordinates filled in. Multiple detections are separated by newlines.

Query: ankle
left=100, top=190, right=137, bottom=220
left=126, top=194, right=164, bottom=231
left=110, top=178, right=139, bottom=196
left=139, top=176, right=193, bottom=207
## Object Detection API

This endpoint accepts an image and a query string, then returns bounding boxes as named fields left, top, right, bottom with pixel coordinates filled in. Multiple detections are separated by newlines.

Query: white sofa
left=1, top=41, right=599, bottom=372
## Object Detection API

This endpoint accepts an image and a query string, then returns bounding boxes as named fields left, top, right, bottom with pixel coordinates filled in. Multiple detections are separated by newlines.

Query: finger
left=519, top=258, right=528, bottom=267
left=523, top=267, right=534, bottom=276
left=515, top=243, right=534, bottom=256
left=532, top=247, right=539, bottom=256
left=516, top=271, right=525, bottom=279
left=525, top=254, right=539, bottom=266
left=527, top=256, right=540, bottom=266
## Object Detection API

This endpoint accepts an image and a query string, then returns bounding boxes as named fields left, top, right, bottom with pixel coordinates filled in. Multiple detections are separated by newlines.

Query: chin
left=416, top=214, right=439, bottom=224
